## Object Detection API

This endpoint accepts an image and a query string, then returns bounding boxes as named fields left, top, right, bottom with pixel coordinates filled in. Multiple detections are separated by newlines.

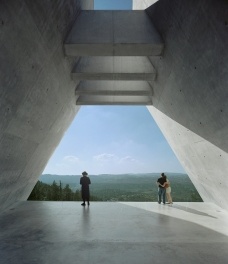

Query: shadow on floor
left=169, top=204, right=217, bottom=218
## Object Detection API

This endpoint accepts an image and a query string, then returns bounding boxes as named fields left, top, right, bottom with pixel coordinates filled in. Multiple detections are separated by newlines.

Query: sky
left=94, top=0, right=132, bottom=10
left=43, top=106, right=185, bottom=175
left=43, top=0, right=185, bottom=176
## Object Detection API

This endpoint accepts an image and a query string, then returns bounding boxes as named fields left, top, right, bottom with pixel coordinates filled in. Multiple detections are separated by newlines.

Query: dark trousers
left=158, top=187, right=166, bottom=204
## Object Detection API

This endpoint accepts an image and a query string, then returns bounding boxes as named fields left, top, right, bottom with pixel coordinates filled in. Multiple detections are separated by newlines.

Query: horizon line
left=41, top=172, right=187, bottom=176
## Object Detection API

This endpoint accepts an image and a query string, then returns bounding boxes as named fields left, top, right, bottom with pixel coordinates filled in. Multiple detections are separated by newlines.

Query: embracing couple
left=157, top=172, right=173, bottom=204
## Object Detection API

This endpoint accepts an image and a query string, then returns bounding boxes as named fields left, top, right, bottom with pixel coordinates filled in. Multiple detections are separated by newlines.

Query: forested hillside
left=28, top=173, right=202, bottom=202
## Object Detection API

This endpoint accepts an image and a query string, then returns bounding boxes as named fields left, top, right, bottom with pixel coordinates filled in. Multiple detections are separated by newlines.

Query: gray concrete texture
left=148, top=106, right=228, bottom=209
left=72, top=56, right=156, bottom=81
left=144, top=0, right=228, bottom=209
left=64, top=11, right=164, bottom=56
left=1, top=201, right=228, bottom=264
left=0, top=0, right=84, bottom=211
left=75, top=81, right=153, bottom=96
left=76, top=94, right=152, bottom=105
left=146, top=0, right=228, bottom=154
left=65, top=11, right=160, bottom=105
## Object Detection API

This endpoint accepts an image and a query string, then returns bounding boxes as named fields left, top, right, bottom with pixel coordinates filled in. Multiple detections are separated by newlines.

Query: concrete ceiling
left=64, top=10, right=164, bottom=105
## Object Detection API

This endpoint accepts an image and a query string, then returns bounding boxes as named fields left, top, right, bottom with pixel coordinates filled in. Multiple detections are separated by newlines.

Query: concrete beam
left=76, top=95, right=152, bottom=105
left=75, top=81, right=153, bottom=95
left=72, top=57, right=156, bottom=81
left=64, top=11, right=164, bottom=56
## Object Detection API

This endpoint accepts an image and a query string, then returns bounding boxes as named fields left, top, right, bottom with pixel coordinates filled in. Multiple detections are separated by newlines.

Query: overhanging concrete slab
left=72, top=57, right=156, bottom=80
left=64, top=11, right=164, bottom=56
left=75, top=81, right=153, bottom=96
left=76, top=95, right=152, bottom=105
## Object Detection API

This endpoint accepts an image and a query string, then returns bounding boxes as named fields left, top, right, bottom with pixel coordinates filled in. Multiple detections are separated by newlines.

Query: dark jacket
left=157, top=177, right=166, bottom=188
left=80, top=176, right=91, bottom=199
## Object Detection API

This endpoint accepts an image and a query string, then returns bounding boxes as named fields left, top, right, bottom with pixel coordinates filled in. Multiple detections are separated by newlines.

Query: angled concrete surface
left=64, top=11, right=164, bottom=56
left=147, top=107, right=228, bottom=209
left=72, top=57, right=156, bottom=81
left=133, top=0, right=158, bottom=10
left=1, top=202, right=228, bottom=264
left=0, top=0, right=83, bottom=211
left=145, top=0, right=228, bottom=154
left=143, top=0, right=228, bottom=210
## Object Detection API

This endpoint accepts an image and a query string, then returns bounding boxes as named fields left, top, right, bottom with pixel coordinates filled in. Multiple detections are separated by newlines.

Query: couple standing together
left=157, top=173, right=173, bottom=204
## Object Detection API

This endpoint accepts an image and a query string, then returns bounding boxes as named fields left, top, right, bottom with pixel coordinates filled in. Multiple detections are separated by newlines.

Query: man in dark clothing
left=80, top=171, right=91, bottom=206
left=157, top=173, right=167, bottom=204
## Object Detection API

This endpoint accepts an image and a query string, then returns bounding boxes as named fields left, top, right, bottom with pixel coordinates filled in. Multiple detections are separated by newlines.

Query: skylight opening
left=94, top=0, right=132, bottom=10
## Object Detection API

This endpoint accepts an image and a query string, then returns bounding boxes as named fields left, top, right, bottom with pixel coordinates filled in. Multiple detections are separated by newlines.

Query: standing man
left=80, top=171, right=91, bottom=206
left=157, top=173, right=167, bottom=204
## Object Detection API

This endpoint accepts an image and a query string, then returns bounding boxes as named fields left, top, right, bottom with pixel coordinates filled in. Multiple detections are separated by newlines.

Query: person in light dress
left=161, top=175, right=173, bottom=204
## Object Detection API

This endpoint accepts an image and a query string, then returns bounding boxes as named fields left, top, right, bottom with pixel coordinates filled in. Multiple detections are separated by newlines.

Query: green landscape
left=28, top=173, right=203, bottom=202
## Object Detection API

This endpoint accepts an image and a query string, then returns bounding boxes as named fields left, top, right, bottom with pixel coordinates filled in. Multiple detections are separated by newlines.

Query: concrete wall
left=0, top=0, right=86, bottom=211
left=146, top=0, right=228, bottom=153
left=145, top=0, right=228, bottom=209
left=148, top=107, right=228, bottom=208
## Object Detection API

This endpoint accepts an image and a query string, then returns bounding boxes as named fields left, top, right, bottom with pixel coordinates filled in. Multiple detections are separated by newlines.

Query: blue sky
left=94, top=0, right=132, bottom=10
left=43, top=0, right=185, bottom=176
left=43, top=106, right=185, bottom=175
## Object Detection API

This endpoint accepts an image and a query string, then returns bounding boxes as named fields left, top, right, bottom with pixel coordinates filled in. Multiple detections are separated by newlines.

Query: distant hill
left=38, top=173, right=202, bottom=202
left=39, top=174, right=81, bottom=185
left=39, top=173, right=185, bottom=189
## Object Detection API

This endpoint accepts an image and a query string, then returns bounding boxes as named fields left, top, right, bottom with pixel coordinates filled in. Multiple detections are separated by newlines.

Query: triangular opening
left=28, top=106, right=202, bottom=203
left=28, top=1, right=202, bottom=203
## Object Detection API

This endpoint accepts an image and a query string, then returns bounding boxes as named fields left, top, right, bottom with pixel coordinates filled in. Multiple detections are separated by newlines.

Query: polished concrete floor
left=1, top=201, right=228, bottom=264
